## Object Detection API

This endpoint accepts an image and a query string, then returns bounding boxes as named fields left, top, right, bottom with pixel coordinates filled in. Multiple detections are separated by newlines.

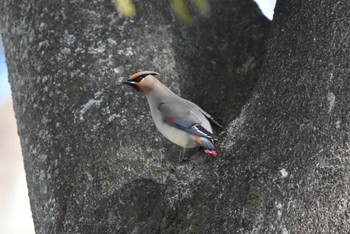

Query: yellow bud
left=172, top=0, right=193, bottom=24
left=192, top=0, right=210, bottom=14
left=114, top=0, right=136, bottom=17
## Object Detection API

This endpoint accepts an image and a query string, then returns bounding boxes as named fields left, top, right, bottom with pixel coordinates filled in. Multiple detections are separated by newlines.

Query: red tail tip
left=204, top=149, right=217, bottom=157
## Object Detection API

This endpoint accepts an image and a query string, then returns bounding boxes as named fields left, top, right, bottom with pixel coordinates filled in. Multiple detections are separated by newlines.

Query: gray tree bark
left=1, top=0, right=349, bottom=233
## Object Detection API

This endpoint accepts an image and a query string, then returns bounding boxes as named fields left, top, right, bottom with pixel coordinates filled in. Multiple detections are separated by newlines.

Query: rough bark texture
left=3, top=0, right=349, bottom=233
left=234, top=1, right=350, bottom=232
left=1, top=0, right=268, bottom=233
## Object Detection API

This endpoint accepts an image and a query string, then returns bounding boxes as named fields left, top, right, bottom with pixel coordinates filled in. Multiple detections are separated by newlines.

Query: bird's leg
left=204, top=149, right=217, bottom=156
left=179, top=148, right=187, bottom=163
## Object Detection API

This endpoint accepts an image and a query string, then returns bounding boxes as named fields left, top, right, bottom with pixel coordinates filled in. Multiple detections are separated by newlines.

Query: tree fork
left=1, top=0, right=271, bottom=233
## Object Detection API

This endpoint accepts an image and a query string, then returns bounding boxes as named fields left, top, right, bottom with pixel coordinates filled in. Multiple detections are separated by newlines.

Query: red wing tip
left=204, top=149, right=217, bottom=157
left=164, top=116, right=176, bottom=122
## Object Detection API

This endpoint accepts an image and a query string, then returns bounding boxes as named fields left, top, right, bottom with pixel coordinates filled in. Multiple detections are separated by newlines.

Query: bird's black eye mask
left=122, top=71, right=159, bottom=92
left=132, top=71, right=159, bottom=82
left=133, top=75, right=147, bottom=83
left=122, top=80, right=140, bottom=92
left=125, top=75, right=146, bottom=92
left=122, top=77, right=144, bottom=92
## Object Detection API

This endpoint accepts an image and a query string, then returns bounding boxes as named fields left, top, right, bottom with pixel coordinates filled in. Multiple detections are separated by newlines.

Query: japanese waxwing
left=122, top=71, right=222, bottom=161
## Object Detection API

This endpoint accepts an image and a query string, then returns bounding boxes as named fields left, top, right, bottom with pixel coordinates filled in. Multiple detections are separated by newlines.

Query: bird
left=122, top=71, right=222, bottom=161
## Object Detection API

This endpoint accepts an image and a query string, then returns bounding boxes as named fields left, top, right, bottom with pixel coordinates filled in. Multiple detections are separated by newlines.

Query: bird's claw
left=179, top=156, right=189, bottom=163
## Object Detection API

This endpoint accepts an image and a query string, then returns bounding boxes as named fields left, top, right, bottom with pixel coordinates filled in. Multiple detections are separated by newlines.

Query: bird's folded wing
left=185, top=100, right=223, bottom=129
left=158, top=102, right=213, bottom=139
left=197, top=108, right=223, bottom=129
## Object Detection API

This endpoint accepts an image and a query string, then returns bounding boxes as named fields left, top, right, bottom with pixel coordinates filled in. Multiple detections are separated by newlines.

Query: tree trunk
left=226, top=1, right=350, bottom=232
left=2, top=0, right=349, bottom=233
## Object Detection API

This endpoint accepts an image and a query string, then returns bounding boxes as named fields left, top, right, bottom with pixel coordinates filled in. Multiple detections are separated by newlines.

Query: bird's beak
left=122, top=80, right=140, bottom=92
left=122, top=80, right=133, bottom=85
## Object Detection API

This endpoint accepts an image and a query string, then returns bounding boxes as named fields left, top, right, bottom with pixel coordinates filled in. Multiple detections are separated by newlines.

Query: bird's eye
left=134, top=75, right=146, bottom=82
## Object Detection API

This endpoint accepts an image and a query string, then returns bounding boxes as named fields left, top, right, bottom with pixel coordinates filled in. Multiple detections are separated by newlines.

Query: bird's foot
left=204, top=149, right=217, bottom=156
left=179, top=149, right=189, bottom=163
left=179, top=156, right=189, bottom=163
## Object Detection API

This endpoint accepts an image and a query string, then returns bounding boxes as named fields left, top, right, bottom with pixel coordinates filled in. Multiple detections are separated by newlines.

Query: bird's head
left=122, top=71, right=160, bottom=93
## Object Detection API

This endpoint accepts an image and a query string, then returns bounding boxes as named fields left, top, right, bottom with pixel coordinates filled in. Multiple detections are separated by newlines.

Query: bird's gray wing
left=197, top=108, right=223, bottom=129
left=158, top=101, right=213, bottom=139
left=183, top=100, right=223, bottom=129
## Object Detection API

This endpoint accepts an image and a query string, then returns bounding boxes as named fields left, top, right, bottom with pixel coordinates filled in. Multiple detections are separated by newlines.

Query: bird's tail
left=199, top=137, right=217, bottom=156
left=199, top=137, right=215, bottom=150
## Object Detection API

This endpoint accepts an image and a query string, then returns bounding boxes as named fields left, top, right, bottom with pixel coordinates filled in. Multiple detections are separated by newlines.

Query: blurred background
left=0, top=36, right=35, bottom=234
left=0, top=1, right=274, bottom=233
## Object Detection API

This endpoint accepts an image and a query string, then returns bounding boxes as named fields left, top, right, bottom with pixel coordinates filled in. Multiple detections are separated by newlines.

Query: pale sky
left=0, top=40, right=10, bottom=106
left=254, top=0, right=276, bottom=20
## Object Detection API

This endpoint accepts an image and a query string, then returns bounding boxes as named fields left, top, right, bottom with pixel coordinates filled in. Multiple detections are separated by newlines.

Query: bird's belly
left=156, top=122, right=198, bottom=148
